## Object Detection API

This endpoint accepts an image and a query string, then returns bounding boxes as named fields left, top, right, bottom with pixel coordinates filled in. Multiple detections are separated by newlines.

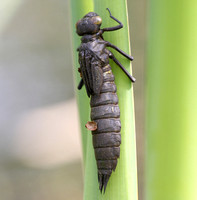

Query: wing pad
left=79, top=49, right=103, bottom=97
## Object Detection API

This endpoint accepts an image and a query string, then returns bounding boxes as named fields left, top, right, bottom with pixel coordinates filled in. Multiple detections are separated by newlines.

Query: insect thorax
left=79, top=37, right=109, bottom=65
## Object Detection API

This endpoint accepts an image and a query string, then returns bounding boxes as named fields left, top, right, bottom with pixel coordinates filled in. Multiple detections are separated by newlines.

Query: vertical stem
left=70, top=0, right=138, bottom=199
left=146, top=1, right=197, bottom=200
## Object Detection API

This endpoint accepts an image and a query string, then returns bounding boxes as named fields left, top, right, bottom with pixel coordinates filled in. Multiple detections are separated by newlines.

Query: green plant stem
left=70, top=0, right=138, bottom=199
left=146, top=1, right=197, bottom=200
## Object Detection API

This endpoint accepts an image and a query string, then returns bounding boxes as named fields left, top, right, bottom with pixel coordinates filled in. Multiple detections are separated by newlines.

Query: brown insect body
left=76, top=9, right=135, bottom=193
left=91, top=63, right=121, bottom=191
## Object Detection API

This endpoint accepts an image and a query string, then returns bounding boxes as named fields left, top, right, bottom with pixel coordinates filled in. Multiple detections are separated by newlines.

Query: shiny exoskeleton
left=76, top=8, right=135, bottom=193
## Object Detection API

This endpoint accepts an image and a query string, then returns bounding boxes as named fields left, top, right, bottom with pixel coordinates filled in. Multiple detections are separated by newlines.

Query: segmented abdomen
left=90, top=64, right=121, bottom=192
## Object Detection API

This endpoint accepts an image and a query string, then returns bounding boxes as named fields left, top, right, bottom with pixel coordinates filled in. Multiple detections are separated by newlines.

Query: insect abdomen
left=90, top=64, right=121, bottom=192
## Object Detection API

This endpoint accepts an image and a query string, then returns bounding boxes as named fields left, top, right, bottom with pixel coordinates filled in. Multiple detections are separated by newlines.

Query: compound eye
left=92, top=16, right=102, bottom=25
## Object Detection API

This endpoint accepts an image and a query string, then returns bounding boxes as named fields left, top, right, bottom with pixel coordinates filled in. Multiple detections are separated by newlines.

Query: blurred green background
left=0, top=0, right=145, bottom=200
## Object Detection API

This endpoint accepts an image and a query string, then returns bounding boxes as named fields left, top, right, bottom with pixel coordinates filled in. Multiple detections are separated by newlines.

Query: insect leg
left=106, top=42, right=134, bottom=61
left=101, top=8, right=123, bottom=32
left=109, top=52, right=136, bottom=82
left=78, top=79, right=84, bottom=90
